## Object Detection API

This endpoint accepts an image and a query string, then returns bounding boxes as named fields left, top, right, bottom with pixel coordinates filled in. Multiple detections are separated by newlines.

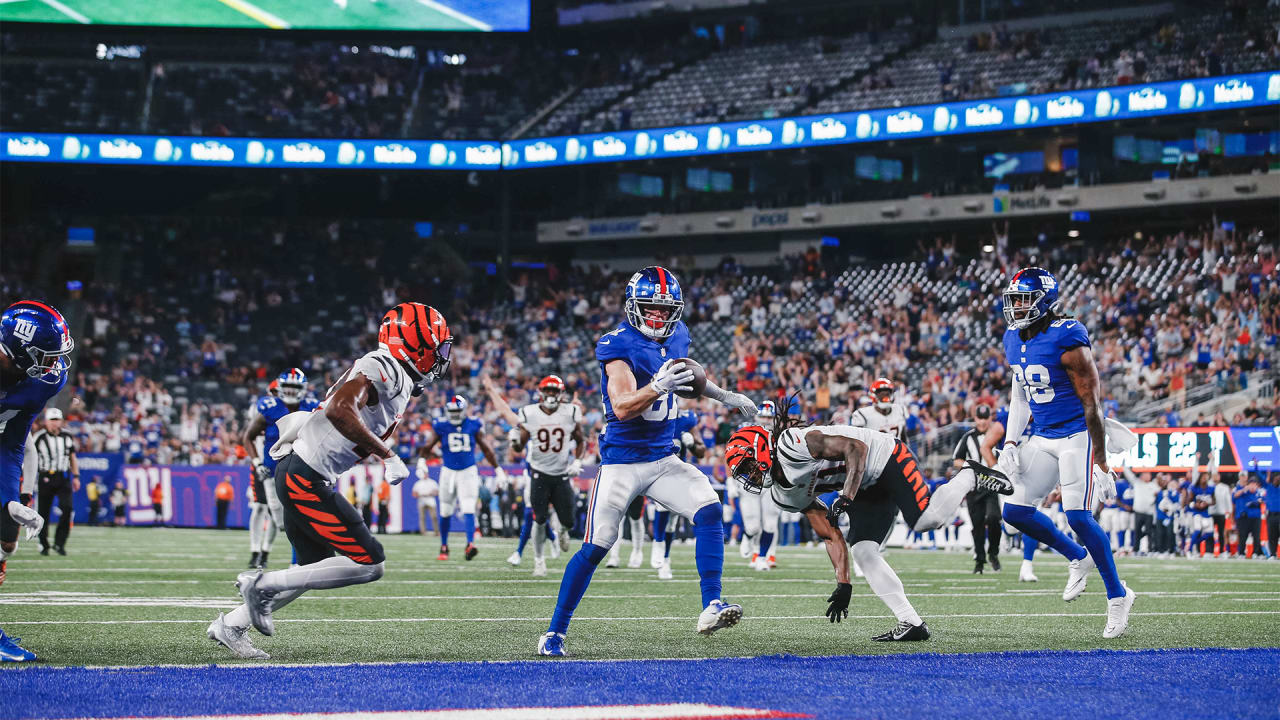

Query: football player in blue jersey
left=650, top=409, right=706, bottom=579
left=1184, top=472, right=1217, bottom=556
left=242, top=368, right=319, bottom=568
left=995, top=267, right=1136, bottom=638
left=0, top=301, right=75, bottom=662
left=423, top=395, right=505, bottom=561
left=538, top=266, right=758, bottom=656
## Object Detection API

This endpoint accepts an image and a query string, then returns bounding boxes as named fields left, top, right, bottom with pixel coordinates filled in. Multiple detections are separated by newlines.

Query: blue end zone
left=8, top=648, right=1278, bottom=720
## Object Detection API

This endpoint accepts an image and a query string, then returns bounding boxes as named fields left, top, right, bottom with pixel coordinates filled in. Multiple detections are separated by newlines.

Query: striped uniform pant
left=274, top=452, right=385, bottom=566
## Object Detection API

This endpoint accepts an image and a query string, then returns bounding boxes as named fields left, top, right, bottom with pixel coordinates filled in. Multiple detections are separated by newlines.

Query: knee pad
left=851, top=540, right=880, bottom=566
left=1003, top=503, right=1037, bottom=525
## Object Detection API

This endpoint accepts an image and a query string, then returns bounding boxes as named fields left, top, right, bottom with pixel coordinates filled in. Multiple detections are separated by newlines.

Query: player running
left=851, top=378, right=908, bottom=439
left=484, top=374, right=584, bottom=576
left=537, top=266, right=757, bottom=656
left=739, top=401, right=782, bottom=571
left=207, top=302, right=451, bottom=660
left=994, top=267, right=1137, bottom=638
left=724, top=400, right=1012, bottom=642
left=423, top=395, right=505, bottom=561
left=243, top=368, right=318, bottom=568
left=0, top=301, right=74, bottom=662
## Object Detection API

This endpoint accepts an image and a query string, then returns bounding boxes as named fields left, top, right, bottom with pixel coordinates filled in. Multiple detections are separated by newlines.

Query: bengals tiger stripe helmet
left=726, top=425, right=773, bottom=494
left=870, top=377, right=894, bottom=411
left=378, top=302, right=452, bottom=382
left=537, top=374, right=565, bottom=411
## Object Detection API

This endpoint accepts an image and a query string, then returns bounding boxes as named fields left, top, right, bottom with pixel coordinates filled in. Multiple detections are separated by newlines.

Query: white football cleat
left=650, top=542, right=664, bottom=569
left=1103, top=582, right=1136, bottom=639
left=697, top=599, right=743, bottom=635
left=657, top=561, right=673, bottom=580
left=1019, top=560, right=1039, bottom=582
left=605, top=548, right=620, bottom=568
left=750, top=556, right=771, bottom=572
left=537, top=631, right=566, bottom=656
left=506, top=551, right=522, bottom=567
left=237, top=570, right=276, bottom=636
left=766, top=554, right=776, bottom=569
left=627, top=547, right=645, bottom=569
left=532, top=558, right=547, bottom=577
left=738, top=537, right=753, bottom=559
left=1063, top=552, right=1095, bottom=602
left=548, top=539, right=561, bottom=559
left=207, top=613, right=269, bottom=660
left=558, top=531, right=570, bottom=554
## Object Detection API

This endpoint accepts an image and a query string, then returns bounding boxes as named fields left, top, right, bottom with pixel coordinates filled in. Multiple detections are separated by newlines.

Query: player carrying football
left=994, top=267, right=1137, bottom=638
left=242, top=368, right=318, bottom=568
left=483, top=374, right=585, bottom=576
left=724, top=399, right=1012, bottom=641
left=537, top=266, right=757, bottom=656
left=207, top=302, right=451, bottom=660
left=0, top=301, right=74, bottom=662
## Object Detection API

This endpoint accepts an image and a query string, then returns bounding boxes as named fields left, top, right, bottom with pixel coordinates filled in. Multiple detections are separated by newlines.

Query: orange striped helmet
left=378, top=302, right=452, bottom=382
left=537, top=374, right=565, bottom=410
left=726, top=425, right=773, bottom=494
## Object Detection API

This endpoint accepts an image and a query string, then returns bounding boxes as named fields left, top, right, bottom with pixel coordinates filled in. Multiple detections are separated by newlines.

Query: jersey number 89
left=1011, top=364, right=1055, bottom=404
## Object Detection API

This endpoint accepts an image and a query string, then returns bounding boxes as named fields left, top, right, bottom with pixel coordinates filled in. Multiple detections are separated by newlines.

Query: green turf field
left=0, top=0, right=488, bottom=31
left=1, top=526, right=1277, bottom=666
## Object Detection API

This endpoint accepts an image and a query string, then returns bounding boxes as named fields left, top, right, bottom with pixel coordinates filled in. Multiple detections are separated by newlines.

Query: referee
left=953, top=405, right=1003, bottom=574
left=33, top=408, right=79, bottom=556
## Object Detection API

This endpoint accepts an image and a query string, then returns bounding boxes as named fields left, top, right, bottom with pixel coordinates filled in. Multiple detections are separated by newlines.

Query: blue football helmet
left=1002, top=267, right=1060, bottom=330
left=276, top=368, right=307, bottom=404
left=445, top=394, right=467, bottom=424
left=624, top=266, right=684, bottom=339
left=0, top=300, right=73, bottom=384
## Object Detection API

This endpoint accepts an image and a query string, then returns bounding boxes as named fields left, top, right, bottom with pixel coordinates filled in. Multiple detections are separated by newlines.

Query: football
left=673, top=357, right=706, bottom=399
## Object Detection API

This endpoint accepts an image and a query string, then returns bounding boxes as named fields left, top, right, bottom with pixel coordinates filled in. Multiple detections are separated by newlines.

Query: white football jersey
left=769, top=425, right=894, bottom=512
left=295, top=348, right=414, bottom=484
left=518, top=402, right=580, bottom=475
left=850, top=403, right=908, bottom=437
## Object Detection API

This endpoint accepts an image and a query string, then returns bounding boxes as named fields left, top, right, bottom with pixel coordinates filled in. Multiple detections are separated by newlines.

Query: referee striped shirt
left=32, top=429, right=76, bottom=474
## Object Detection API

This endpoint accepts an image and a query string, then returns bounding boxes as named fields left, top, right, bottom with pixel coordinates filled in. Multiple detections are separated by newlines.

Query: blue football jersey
left=597, top=320, right=691, bottom=465
left=1, top=371, right=66, bottom=504
left=673, top=410, right=699, bottom=462
left=1189, top=484, right=1214, bottom=517
left=1003, top=319, right=1091, bottom=439
left=1114, top=478, right=1133, bottom=510
left=257, top=395, right=320, bottom=472
left=433, top=417, right=484, bottom=470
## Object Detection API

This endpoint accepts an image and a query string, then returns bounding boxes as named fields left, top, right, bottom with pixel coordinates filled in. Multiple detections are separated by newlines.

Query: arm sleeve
left=1004, top=374, right=1031, bottom=444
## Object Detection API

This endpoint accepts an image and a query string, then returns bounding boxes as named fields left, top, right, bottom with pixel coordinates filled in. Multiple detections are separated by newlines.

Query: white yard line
left=415, top=0, right=491, bottom=30
left=39, top=0, right=89, bottom=22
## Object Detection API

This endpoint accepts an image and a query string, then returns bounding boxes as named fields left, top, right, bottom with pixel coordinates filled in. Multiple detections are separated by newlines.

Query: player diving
left=537, top=266, right=758, bottom=656
left=724, top=399, right=1013, bottom=641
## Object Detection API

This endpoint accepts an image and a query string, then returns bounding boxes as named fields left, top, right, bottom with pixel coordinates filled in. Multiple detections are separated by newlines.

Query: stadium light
left=982, top=244, right=994, bottom=253
left=1068, top=230, right=1080, bottom=238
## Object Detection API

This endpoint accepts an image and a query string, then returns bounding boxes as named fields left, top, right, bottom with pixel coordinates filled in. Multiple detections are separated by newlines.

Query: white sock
left=248, top=505, right=268, bottom=553
left=532, top=522, right=546, bottom=561
left=853, top=540, right=922, bottom=626
left=914, top=467, right=974, bottom=532
left=630, top=517, right=645, bottom=552
left=263, top=514, right=278, bottom=553
left=258, top=556, right=383, bottom=593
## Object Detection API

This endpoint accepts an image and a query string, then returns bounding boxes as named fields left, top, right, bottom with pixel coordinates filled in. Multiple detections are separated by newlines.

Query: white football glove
left=719, top=391, right=758, bottom=417
left=1092, top=464, right=1117, bottom=504
left=6, top=501, right=43, bottom=541
left=495, top=467, right=509, bottom=487
left=507, top=427, right=523, bottom=446
left=650, top=359, right=694, bottom=395
left=995, top=442, right=1021, bottom=479
left=568, top=458, right=584, bottom=477
left=383, top=454, right=410, bottom=486
left=681, top=431, right=695, bottom=449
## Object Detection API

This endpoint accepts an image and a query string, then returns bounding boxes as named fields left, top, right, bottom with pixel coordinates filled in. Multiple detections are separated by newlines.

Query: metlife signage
left=3, top=72, right=1276, bottom=170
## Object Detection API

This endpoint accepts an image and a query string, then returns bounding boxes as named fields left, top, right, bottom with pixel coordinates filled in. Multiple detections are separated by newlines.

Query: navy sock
left=693, top=504, right=725, bottom=608
left=653, top=511, right=668, bottom=544
left=548, top=543, right=608, bottom=634
left=1066, top=509, right=1124, bottom=599
left=440, top=515, right=452, bottom=548
left=1003, top=504, right=1086, bottom=561
left=759, top=530, right=774, bottom=557
left=664, top=532, right=674, bottom=559
left=463, top=514, right=476, bottom=544
left=516, top=508, right=533, bottom=554
left=1023, top=537, right=1038, bottom=561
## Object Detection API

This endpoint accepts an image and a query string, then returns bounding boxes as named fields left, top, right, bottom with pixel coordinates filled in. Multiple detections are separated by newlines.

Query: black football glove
left=826, top=582, right=853, bottom=623
left=830, top=494, right=856, bottom=518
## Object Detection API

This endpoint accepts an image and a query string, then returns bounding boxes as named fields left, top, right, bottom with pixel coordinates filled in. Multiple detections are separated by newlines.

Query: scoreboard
left=1107, top=426, right=1280, bottom=473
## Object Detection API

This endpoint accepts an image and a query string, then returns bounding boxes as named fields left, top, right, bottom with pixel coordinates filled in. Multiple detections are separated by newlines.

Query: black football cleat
left=973, top=560, right=984, bottom=574
left=465, top=543, right=479, bottom=561
left=257, top=551, right=269, bottom=569
left=989, top=555, right=1002, bottom=572
left=872, top=620, right=931, bottom=642
left=966, top=460, right=1014, bottom=495
left=54, top=545, right=66, bottom=556
left=39, top=546, right=49, bottom=556
left=248, top=552, right=260, bottom=569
